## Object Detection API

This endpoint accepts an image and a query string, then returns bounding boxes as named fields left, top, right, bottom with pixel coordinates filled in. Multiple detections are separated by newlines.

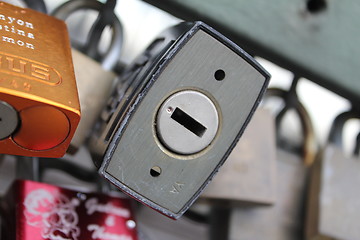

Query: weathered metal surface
left=201, top=108, right=276, bottom=206
left=100, top=22, right=269, bottom=219
left=143, top=0, right=360, bottom=105
left=306, top=145, right=360, bottom=240
left=229, top=149, right=308, bottom=240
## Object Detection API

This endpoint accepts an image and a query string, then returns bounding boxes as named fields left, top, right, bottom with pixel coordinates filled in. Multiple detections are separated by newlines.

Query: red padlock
left=1, top=180, right=138, bottom=240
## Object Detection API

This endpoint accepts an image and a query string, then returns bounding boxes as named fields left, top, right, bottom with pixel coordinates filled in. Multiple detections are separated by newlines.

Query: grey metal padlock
left=200, top=107, right=276, bottom=206
left=306, top=111, right=360, bottom=240
left=69, top=49, right=117, bottom=153
left=89, top=21, right=270, bottom=219
left=229, top=87, right=317, bottom=240
left=229, top=149, right=309, bottom=240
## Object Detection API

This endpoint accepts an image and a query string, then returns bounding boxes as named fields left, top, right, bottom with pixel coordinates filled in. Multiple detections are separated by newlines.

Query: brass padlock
left=0, top=2, right=80, bottom=157
left=200, top=107, right=276, bottom=206
left=69, top=49, right=116, bottom=153
left=306, top=110, right=360, bottom=240
left=229, top=87, right=317, bottom=240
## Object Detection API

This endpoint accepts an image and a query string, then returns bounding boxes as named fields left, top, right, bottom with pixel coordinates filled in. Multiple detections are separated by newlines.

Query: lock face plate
left=0, top=2, right=80, bottom=157
left=100, top=22, right=270, bottom=219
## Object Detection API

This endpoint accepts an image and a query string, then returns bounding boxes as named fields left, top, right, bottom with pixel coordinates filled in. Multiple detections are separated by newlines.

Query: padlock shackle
left=15, top=156, right=40, bottom=182
left=52, top=0, right=123, bottom=70
left=265, top=87, right=317, bottom=166
left=24, top=0, right=47, bottom=13
left=355, top=132, right=360, bottom=156
left=39, top=158, right=99, bottom=184
left=328, top=110, right=360, bottom=148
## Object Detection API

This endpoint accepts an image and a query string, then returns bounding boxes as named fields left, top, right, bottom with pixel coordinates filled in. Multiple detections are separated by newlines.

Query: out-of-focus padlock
left=1, top=179, right=138, bottom=240
left=200, top=107, right=276, bottom=205
left=89, top=21, right=270, bottom=219
left=229, top=86, right=317, bottom=240
left=69, top=49, right=116, bottom=153
left=306, top=110, right=360, bottom=240
left=0, top=2, right=80, bottom=157
left=52, top=0, right=123, bottom=71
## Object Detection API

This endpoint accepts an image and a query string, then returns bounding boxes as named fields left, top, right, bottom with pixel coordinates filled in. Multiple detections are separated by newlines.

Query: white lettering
left=17, top=29, right=25, bottom=36
left=0, top=25, right=35, bottom=40
left=17, top=40, right=24, bottom=46
left=2, top=36, right=35, bottom=49
left=25, top=22, right=33, bottom=29
left=7, top=17, right=15, bottom=24
left=0, top=14, right=35, bottom=50
left=0, top=14, right=34, bottom=29
left=85, top=198, right=130, bottom=218
left=2, top=36, right=14, bottom=43
left=87, top=224, right=132, bottom=240
left=26, top=43, right=34, bottom=49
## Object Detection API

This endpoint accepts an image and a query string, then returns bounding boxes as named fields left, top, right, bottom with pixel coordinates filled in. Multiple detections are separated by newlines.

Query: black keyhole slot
left=150, top=166, right=162, bottom=177
left=307, top=0, right=327, bottom=13
left=214, top=69, right=225, bottom=81
left=171, top=107, right=207, bottom=137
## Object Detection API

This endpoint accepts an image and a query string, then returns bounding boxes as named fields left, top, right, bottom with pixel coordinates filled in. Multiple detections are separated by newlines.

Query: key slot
left=171, top=107, right=207, bottom=137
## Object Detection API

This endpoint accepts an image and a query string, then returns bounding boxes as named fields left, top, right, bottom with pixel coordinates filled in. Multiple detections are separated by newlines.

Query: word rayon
left=0, top=14, right=35, bottom=49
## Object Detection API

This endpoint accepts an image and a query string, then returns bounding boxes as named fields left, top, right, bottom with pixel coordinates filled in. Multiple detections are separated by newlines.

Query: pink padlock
left=1, top=180, right=138, bottom=240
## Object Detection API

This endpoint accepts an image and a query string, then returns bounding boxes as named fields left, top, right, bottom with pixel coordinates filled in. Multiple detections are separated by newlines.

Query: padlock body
left=95, top=22, right=270, bottom=219
left=306, top=144, right=360, bottom=240
left=69, top=49, right=116, bottom=153
left=1, top=180, right=138, bottom=240
left=0, top=2, right=80, bottom=157
left=200, top=108, right=276, bottom=205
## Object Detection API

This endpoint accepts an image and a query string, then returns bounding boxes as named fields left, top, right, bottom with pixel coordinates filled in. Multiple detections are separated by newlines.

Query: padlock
left=1, top=179, right=138, bottom=240
left=135, top=204, right=209, bottom=240
left=306, top=110, right=360, bottom=240
left=229, top=86, right=317, bottom=240
left=89, top=21, right=270, bottom=219
left=68, top=49, right=116, bottom=154
left=52, top=0, right=123, bottom=71
left=52, top=0, right=121, bottom=153
left=200, top=107, right=276, bottom=206
left=0, top=2, right=80, bottom=157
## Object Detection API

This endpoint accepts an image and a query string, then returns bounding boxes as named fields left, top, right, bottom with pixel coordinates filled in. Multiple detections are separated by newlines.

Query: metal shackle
left=52, top=0, right=123, bottom=70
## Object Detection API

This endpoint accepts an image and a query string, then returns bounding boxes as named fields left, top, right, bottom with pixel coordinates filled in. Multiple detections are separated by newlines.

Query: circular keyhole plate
left=0, top=100, right=19, bottom=140
left=156, top=90, right=219, bottom=155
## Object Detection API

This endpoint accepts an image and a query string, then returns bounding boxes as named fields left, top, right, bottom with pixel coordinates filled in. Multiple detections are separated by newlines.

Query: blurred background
left=0, top=0, right=359, bottom=239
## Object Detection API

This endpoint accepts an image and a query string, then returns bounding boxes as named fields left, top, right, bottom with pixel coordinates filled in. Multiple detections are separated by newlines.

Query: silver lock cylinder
left=156, top=90, right=219, bottom=156
left=0, top=101, right=19, bottom=140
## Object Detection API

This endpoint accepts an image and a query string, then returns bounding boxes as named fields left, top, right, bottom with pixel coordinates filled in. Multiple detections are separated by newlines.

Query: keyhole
left=150, top=166, right=161, bottom=177
left=214, top=69, right=225, bottom=81
left=170, top=107, right=207, bottom=137
left=307, top=0, right=327, bottom=13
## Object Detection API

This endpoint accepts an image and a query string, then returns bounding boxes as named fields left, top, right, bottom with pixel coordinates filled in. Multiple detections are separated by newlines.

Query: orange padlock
left=0, top=2, right=80, bottom=157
